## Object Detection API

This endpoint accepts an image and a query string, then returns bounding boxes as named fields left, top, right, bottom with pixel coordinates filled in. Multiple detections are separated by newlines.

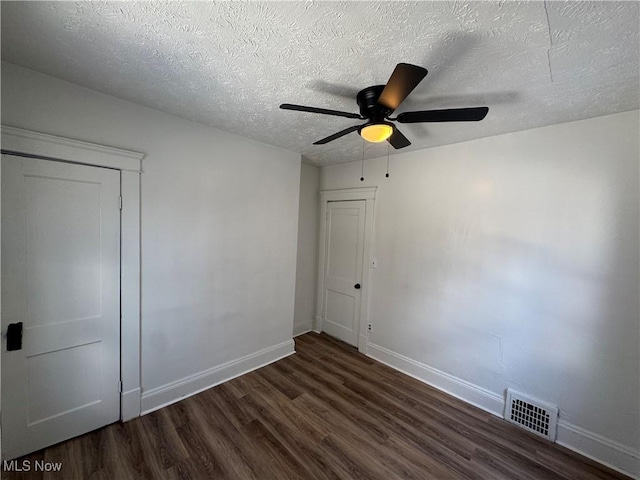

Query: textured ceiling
left=1, top=1, right=638, bottom=166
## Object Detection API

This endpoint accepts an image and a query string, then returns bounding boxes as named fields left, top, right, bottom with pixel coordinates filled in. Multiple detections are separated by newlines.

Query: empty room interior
left=1, top=1, right=639, bottom=479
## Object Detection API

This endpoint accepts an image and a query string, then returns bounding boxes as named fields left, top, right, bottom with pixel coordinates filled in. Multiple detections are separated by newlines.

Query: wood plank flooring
left=2, top=332, right=631, bottom=480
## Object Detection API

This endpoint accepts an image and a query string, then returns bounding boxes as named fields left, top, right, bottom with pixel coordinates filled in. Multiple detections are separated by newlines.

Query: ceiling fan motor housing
left=357, top=85, right=392, bottom=121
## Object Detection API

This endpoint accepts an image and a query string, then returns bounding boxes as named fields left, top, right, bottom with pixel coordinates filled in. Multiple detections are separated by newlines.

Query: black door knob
left=7, top=322, right=23, bottom=351
left=354, top=283, right=361, bottom=289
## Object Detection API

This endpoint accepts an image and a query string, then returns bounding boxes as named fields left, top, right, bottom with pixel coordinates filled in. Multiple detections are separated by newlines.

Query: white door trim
left=1, top=126, right=143, bottom=172
left=316, top=187, right=376, bottom=353
left=1, top=125, right=144, bottom=422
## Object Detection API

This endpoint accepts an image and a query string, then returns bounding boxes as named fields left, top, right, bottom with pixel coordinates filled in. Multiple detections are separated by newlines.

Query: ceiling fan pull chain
left=360, top=138, right=365, bottom=181
left=386, top=143, right=390, bottom=178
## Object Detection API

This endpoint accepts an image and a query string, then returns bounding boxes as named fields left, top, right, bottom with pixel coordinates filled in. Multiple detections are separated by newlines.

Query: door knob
left=354, top=283, right=361, bottom=289
left=7, top=322, right=23, bottom=351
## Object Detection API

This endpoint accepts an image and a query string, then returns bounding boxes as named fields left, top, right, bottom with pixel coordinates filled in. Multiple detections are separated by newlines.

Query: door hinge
left=118, top=195, right=123, bottom=210
left=118, top=380, right=123, bottom=393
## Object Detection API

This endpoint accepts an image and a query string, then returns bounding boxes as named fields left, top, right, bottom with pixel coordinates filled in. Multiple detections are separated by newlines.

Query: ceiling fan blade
left=377, top=63, right=428, bottom=112
left=396, top=107, right=489, bottom=123
left=280, top=103, right=362, bottom=119
left=313, top=125, right=362, bottom=145
left=388, top=128, right=411, bottom=149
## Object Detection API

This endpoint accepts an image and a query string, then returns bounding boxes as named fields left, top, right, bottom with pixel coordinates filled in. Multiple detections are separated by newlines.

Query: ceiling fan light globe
left=360, top=124, right=393, bottom=143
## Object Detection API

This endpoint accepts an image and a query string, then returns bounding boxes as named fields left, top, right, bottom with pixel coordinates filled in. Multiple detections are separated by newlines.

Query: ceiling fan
left=280, top=63, right=488, bottom=149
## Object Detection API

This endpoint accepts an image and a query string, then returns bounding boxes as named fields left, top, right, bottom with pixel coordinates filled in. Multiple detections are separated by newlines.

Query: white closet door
left=322, top=200, right=366, bottom=346
left=2, top=154, right=121, bottom=460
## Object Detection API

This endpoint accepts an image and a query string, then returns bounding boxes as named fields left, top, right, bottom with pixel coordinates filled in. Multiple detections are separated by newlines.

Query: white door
left=1, top=154, right=121, bottom=460
left=322, top=200, right=366, bottom=346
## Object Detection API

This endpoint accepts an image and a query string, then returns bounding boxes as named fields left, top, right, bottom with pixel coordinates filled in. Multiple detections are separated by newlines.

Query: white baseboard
left=121, top=387, right=141, bottom=421
left=358, top=334, right=367, bottom=354
left=366, top=342, right=504, bottom=416
left=293, top=321, right=313, bottom=337
left=314, top=315, right=323, bottom=332
left=366, top=342, right=638, bottom=478
left=140, top=339, right=295, bottom=415
left=557, top=421, right=639, bottom=478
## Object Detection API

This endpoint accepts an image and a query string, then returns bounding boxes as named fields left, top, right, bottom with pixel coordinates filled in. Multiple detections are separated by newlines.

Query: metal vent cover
left=504, top=389, right=558, bottom=441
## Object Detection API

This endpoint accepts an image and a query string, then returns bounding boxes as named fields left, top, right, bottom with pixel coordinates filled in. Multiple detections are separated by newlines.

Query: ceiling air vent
left=504, top=389, right=558, bottom=441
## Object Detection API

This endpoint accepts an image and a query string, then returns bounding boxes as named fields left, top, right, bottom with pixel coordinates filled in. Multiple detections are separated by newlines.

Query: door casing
left=316, top=187, right=376, bottom=353
left=0, top=126, right=144, bottom=437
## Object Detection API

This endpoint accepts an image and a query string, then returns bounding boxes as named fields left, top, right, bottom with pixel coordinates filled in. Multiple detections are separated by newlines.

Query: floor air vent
left=504, top=389, right=558, bottom=441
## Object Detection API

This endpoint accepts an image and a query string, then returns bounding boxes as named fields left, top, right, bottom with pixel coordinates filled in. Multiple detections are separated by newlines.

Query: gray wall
left=320, top=111, right=640, bottom=474
left=293, top=163, right=319, bottom=336
left=2, top=62, right=301, bottom=410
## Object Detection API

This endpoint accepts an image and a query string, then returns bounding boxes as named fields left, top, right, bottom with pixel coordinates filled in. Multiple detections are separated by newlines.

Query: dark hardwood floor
left=2, top=332, right=631, bottom=480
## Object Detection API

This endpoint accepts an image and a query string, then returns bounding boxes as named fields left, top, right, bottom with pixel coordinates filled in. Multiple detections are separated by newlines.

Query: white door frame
left=1, top=125, right=144, bottom=422
left=316, top=187, right=376, bottom=353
